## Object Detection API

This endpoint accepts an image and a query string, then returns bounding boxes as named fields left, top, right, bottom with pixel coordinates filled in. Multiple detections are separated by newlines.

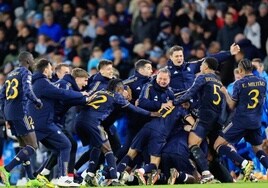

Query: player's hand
left=184, top=124, right=192, bottom=132
left=81, top=91, right=89, bottom=96
left=135, top=99, right=139, bottom=106
left=35, top=99, right=43, bottom=109
left=150, top=112, right=162, bottom=117
left=220, top=86, right=228, bottom=95
left=161, top=102, right=174, bottom=110
left=230, top=43, right=240, bottom=55
left=5, top=121, right=10, bottom=129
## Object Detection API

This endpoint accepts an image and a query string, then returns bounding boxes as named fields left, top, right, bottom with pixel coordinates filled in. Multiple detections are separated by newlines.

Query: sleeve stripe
left=92, top=81, right=101, bottom=92
left=145, top=84, right=152, bottom=99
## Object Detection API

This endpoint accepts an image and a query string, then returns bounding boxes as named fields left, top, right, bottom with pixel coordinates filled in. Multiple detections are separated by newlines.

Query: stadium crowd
left=0, top=0, right=268, bottom=187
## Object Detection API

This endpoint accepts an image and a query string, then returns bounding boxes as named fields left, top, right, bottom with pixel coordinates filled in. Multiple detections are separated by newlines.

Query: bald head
left=18, top=51, right=34, bottom=68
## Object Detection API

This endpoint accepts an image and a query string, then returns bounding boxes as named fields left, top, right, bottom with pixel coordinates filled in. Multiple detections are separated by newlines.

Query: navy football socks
left=87, top=147, right=101, bottom=173
left=190, top=145, right=209, bottom=172
left=256, top=150, right=268, bottom=169
left=105, top=151, right=117, bottom=179
left=23, top=161, right=35, bottom=179
left=217, top=144, right=244, bottom=165
left=5, top=145, right=35, bottom=172
left=144, top=163, right=157, bottom=173
left=117, top=155, right=132, bottom=173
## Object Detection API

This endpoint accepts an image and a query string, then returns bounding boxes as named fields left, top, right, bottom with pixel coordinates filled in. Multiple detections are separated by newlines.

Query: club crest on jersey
left=187, top=67, right=191, bottom=72
left=136, top=86, right=141, bottom=90
left=174, top=71, right=178, bottom=74
left=154, top=96, right=158, bottom=101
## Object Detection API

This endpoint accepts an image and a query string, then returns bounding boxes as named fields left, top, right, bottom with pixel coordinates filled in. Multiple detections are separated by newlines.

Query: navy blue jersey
left=78, top=90, right=150, bottom=123
left=144, top=106, right=189, bottom=137
left=138, top=79, right=174, bottom=111
left=232, top=75, right=266, bottom=129
left=162, top=128, right=189, bottom=156
left=86, top=73, right=111, bottom=93
left=167, top=51, right=232, bottom=92
left=27, top=72, right=86, bottom=131
left=54, top=74, right=84, bottom=125
left=123, top=71, right=151, bottom=104
left=175, top=73, right=223, bottom=114
left=0, top=66, right=40, bottom=120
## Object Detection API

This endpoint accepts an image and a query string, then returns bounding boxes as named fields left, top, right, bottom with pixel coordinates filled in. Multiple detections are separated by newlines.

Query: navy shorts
left=221, top=122, right=263, bottom=146
left=130, top=127, right=166, bottom=157
left=8, top=115, right=35, bottom=137
left=76, top=120, right=108, bottom=148
left=191, top=110, right=219, bottom=139
left=161, top=153, right=195, bottom=176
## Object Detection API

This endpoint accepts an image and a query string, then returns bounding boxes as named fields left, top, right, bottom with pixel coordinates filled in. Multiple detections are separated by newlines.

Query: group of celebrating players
left=0, top=42, right=268, bottom=187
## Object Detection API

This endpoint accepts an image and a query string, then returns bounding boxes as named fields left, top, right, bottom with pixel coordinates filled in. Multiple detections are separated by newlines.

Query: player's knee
left=127, top=148, right=137, bottom=159
left=101, top=142, right=112, bottom=154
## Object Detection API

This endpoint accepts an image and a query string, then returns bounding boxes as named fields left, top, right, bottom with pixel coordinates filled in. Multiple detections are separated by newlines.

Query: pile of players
left=0, top=43, right=268, bottom=187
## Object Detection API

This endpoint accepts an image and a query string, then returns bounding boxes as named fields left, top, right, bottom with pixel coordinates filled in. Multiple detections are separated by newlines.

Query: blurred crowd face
left=100, top=64, right=114, bottom=79
left=224, top=13, right=234, bottom=26
left=170, top=50, right=184, bottom=66
left=140, top=6, right=151, bottom=20
left=156, top=71, right=170, bottom=88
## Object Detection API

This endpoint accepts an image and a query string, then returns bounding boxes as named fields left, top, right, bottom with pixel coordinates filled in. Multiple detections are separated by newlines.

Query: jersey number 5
left=247, top=89, right=259, bottom=109
left=213, top=84, right=221, bottom=105
left=6, top=78, right=19, bottom=100
left=88, top=95, right=107, bottom=109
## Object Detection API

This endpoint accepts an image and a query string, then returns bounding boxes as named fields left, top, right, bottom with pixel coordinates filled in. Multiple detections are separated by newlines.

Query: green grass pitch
left=7, top=181, right=268, bottom=188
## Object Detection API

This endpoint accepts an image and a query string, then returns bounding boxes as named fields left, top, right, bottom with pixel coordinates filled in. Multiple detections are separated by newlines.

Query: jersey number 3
left=213, top=85, right=221, bottom=105
left=6, top=78, right=19, bottom=100
left=247, top=89, right=259, bottom=109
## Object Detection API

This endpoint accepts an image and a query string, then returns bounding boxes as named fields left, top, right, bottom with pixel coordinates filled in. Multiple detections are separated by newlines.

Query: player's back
left=199, top=73, right=223, bottom=112
left=233, top=75, right=266, bottom=128
left=79, top=90, right=118, bottom=123
left=3, top=67, right=26, bottom=120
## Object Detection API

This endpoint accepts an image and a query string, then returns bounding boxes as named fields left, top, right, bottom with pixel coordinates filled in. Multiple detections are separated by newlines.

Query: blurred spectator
left=234, top=33, right=263, bottom=60
left=56, top=2, right=74, bottom=30
left=132, top=5, right=158, bottom=43
left=217, top=12, right=242, bottom=50
left=155, top=21, right=174, bottom=52
left=174, top=1, right=203, bottom=28
left=257, top=2, right=268, bottom=55
left=35, top=34, right=48, bottom=55
left=78, top=14, right=97, bottom=39
left=92, top=26, right=109, bottom=51
left=105, top=13, right=124, bottom=37
left=3, top=42, right=19, bottom=66
left=25, top=38, right=39, bottom=58
left=132, top=43, right=149, bottom=63
left=87, top=47, right=103, bottom=73
left=75, top=6, right=88, bottom=21
left=103, top=35, right=129, bottom=61
left=96, top=7, right=109, bottom=27
left=178, top=27, right=193, bottom=59
left=203, top=4, right=218, bottom=41
left=244, top=12, right=261, bottom=49
left=115, top=2, right=131, bottom=28
left=67, top=16, right=79, bottom=36
left=3, top=16, right=17, bottom=42
left=38, top=10, right=63, bottom=43
left=78, top=36, right=92, bottom=67
left=238, top=3, right=254, bottom=29
left=157, top=5, right=174, bottom=24
left=63, top=36, right=78, bottom=61
left=0, top=28, right=8, bottom=64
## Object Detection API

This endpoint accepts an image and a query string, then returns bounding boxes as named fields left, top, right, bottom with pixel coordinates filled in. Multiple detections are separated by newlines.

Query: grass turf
left=7, top=182, right=268, bottom=188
